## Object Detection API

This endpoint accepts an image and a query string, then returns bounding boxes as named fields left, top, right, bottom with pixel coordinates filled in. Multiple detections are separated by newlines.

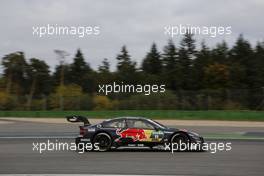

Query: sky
left=0, top=0, right=264, bottom=71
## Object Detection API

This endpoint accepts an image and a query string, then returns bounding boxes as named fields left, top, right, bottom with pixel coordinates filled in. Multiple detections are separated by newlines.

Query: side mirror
left=155, top=127, right=160, bottom=131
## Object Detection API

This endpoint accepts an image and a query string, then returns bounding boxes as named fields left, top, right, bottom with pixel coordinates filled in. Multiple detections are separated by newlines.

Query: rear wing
left=66, top=115, right=90, bottom=126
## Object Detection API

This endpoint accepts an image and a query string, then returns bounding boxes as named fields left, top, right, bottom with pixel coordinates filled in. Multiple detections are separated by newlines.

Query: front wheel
left=93, top=133, right=112, bottom=151
left=170, top=133, right=189, bottom=151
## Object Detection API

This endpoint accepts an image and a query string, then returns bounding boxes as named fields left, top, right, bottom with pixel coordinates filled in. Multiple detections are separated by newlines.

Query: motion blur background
left=0, top=0, right=264, bottom=112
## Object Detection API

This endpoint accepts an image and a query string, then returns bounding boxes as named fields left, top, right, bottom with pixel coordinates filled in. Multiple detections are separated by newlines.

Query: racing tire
left=93, top=133, right=112, bottom=152
left=170, top=133, right=189, bottom=151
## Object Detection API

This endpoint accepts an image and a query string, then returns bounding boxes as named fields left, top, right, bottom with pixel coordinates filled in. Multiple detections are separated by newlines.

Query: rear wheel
left=93, top=133, right=112, bottom=151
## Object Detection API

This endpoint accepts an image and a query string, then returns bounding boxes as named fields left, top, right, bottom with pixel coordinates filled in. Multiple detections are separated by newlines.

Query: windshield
left=148, top=119, right=167, bottom=129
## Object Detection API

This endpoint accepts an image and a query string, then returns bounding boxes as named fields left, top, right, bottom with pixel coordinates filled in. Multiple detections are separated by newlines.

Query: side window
left=103, top=120, right=125, bottom=128
left=126, top=120, right=135, bottom=128
left=127, top=120, right=154, bottom=129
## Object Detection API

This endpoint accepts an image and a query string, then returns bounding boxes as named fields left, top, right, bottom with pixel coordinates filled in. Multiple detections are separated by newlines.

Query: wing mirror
left=154, top=127, right=160, bottom=131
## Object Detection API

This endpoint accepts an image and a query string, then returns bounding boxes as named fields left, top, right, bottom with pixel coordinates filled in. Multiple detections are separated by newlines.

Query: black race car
left=67, top=116, right=204, bottom=151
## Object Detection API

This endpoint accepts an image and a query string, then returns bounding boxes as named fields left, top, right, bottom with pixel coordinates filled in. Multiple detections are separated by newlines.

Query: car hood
left=165, top=127, right=201, bottom=137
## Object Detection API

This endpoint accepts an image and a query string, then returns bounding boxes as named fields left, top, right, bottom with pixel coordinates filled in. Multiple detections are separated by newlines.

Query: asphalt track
left=0, top=120, right=264, bottom=175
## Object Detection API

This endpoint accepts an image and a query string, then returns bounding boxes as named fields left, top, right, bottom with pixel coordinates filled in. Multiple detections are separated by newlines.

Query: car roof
left=104, top=116, right=148, bottom=122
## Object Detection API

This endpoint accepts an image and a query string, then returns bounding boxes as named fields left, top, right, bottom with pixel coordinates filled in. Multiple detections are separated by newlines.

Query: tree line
left=0, top=33, right=264, bottom=110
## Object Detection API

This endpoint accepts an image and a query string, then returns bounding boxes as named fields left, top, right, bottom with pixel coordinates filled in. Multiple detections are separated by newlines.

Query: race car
left=67, top=116, right=204, bottom=151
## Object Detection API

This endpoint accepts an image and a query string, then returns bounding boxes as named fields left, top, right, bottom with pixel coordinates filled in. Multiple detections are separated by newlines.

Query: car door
left=102, top=119, right=126, bottom=141
left=124, top=119, right=157, bottom=142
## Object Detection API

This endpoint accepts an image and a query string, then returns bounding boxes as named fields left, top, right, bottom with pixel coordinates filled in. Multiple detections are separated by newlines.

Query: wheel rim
left=171, top=134, right=188, bottom=144
left=94, top=134, right=111, bottom=151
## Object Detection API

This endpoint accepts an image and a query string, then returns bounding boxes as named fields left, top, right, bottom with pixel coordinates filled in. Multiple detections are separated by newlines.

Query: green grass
left=0, top=110, right=264, bottom=121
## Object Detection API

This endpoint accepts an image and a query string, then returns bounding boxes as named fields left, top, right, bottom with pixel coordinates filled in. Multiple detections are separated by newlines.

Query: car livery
left=67, top=116, right=204, bottom=151
left=115, top=128, right=164, bottom=142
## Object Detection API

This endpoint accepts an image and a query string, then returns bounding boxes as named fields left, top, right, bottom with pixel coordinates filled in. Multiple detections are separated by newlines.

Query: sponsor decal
left=115, top=128, right=164, bottom=142
left=87, top=127, right=95, bottom=132
left=116, top=128, right=147, bottom=142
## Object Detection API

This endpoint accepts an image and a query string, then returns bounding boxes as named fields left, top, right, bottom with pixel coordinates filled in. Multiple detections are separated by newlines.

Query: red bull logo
left=116, top=128, right=147, bottom=142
